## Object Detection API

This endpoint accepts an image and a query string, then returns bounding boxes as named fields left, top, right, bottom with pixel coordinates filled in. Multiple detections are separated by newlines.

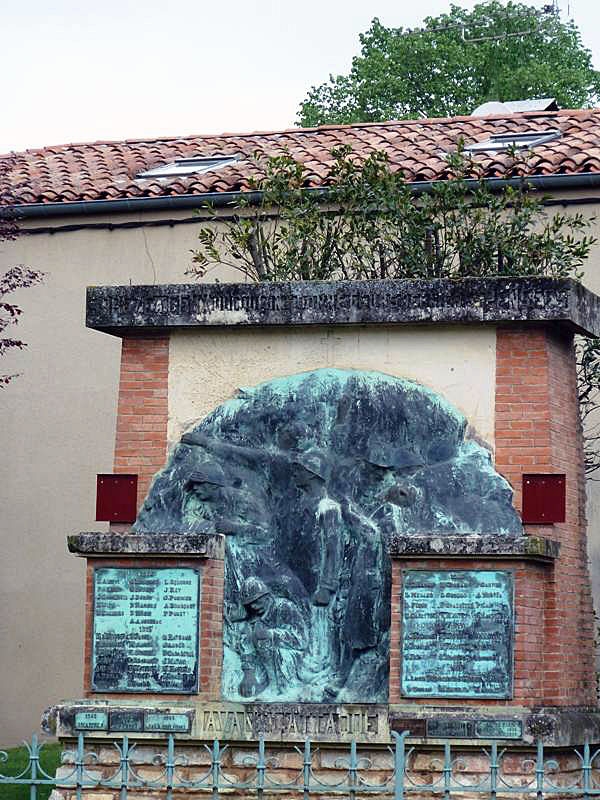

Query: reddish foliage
left=1, top=154, right=44, bottom=387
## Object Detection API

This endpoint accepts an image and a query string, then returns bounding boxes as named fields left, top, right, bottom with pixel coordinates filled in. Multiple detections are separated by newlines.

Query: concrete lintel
left=388, top=534, right=560, bottom=561
left=86, top=277, right=600, bottom=337
left=67, top=531, right=225, bottom=559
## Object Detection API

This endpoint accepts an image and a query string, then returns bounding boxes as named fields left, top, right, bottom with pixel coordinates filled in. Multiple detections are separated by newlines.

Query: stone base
left=45, top=700, right=600, bottom=800
left=45, top=699, right=600, bottom=747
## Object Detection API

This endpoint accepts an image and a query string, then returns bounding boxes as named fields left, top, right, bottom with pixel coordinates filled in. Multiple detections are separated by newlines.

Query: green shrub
left=189, top=144, right=595, bottom=284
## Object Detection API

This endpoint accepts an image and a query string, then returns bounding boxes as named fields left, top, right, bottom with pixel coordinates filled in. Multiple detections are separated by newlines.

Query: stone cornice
left=86, top=277, right=600, bottom=337
left=67, top=532, right=225, bottom=559
left=388, top=534, right=560, bottom=561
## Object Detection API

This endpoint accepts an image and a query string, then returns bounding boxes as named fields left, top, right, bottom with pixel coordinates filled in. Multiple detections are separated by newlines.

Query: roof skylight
left=136, top=156, right=238, bottom=179
left=471, top=98, right=558, bottom=116
left=465, top=129, right=561, bottom=153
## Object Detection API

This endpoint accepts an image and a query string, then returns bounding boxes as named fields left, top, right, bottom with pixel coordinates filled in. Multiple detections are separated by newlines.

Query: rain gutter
left=13, top=173, right=600, bottom=219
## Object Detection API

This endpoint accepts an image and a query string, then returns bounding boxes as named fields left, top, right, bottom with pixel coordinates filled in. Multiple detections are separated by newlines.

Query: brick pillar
left=495, top=326, right=597, bottom=706
left=113, top=334, right=169, bottom=511
left=199, top=558, right=225, bottom=696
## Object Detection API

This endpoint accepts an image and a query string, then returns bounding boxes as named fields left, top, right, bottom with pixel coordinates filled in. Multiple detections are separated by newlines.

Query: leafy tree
left=298, top=2, right=600, bottom=126
left=0, top=155, right=44, bottom=387
left=578, top=338, right=600, bottom=478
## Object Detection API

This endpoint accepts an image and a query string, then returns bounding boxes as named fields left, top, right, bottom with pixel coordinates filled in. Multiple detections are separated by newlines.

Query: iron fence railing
left=3, top=732, right=600, bottom=799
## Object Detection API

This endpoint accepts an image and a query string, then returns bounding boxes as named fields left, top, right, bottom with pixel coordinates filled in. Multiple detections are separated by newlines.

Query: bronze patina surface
left=401, top=570, right=514, bottom=699
left=91, top=567, right=200, bottom=693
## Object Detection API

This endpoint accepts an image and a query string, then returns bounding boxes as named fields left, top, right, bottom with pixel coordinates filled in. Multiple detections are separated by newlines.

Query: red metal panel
left=522, top=473, right=566, bottom=524
left=96, top=474, right=138, bottom=523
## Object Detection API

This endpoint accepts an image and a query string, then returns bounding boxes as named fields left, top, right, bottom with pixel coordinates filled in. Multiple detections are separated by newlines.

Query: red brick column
left=113, top=334, right=169, bottom=511
left=495, top=328, right=551, bottom=512
left=83, top=556, right=224, bottom=702
left=389, top=561, right=402, bottom=703
left=495, top=326, right=597, bottom=706
left=199, top=558, right=225, bottom=696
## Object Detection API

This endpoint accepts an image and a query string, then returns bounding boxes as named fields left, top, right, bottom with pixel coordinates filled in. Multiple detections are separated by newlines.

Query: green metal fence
left=3, top=732, right=600, bottom=799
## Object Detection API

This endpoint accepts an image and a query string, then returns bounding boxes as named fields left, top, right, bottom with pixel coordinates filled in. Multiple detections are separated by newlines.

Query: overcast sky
left=2, top=0, right=599, bottom=153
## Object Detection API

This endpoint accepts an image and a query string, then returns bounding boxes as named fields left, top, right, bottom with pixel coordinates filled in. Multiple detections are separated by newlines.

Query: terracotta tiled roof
left=2, top=109, right=600, bottom=207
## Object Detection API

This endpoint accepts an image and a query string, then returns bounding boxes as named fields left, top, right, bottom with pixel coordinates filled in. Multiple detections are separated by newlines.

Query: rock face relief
left=134, top=368, right=522, bottom=703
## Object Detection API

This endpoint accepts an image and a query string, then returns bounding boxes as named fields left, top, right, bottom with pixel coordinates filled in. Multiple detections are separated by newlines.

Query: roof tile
left=2, top=109, right=600, bottom=206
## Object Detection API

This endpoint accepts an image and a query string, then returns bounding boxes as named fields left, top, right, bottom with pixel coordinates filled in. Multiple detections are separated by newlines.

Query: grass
left=0, top=742, right=61, bottom=800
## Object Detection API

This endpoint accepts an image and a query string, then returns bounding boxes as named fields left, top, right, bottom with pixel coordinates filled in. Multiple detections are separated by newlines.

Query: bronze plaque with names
left=91, top=567, right=200, bottom=693
left=401, top=570, right=514, bottom=698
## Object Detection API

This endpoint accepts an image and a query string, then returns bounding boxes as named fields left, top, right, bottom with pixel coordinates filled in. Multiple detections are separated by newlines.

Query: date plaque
left=74, top=711, right=108, bottom=731
left=426, top=718, right=523, bottom=739
left=110, top=710, right=144, bottom=732
left=427, top=719, right=472, bottom=738
left=92, top=567, right=200, bottom=693
left=475, top=719, right=522, bottom=739
left=401, top=570, right=513, bottom=698
left=144, top=712, right=191, bottom=733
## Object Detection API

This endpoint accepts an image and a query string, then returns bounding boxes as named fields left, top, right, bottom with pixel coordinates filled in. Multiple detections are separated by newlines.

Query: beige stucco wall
left=168, top=325, right=496, bottom=447
left=0, top=213, right=209, bottom=745
left=1, top=192, right=600, bottom=744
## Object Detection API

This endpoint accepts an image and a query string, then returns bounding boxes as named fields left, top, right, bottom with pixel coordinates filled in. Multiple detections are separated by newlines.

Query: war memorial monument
left=44, top=276, right=600, bottom=795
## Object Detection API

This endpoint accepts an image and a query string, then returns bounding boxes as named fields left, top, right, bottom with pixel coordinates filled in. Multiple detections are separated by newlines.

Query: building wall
left=494, top=326, right=597, bottom=703
left=1, top=196, right=599, bottom=743
left=0, top=213, right=201, bottom=744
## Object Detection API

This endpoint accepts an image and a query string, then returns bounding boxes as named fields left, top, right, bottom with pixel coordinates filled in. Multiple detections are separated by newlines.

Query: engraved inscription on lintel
left=107, top=288, right=404, bottom=319
left=401, top=570, right=513, bottom=699
left=198, top=705, right=384, bottom=741
left=91, top=567, right=200, bottom=693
